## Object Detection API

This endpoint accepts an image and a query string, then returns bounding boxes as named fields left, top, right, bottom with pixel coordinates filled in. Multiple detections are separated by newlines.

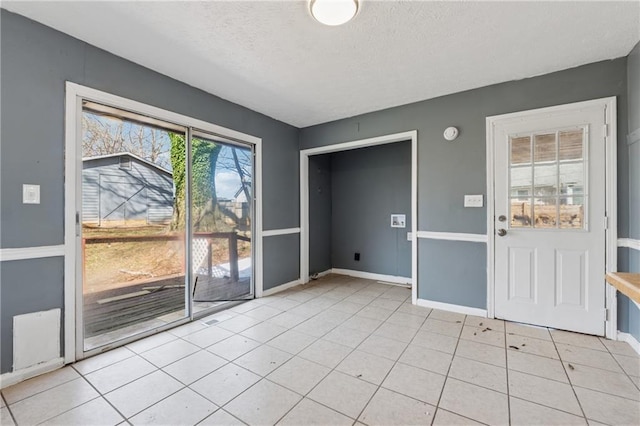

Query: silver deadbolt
left=498, top=215, right=507, bottom=222
left=497, top=228, right=507, bottom=236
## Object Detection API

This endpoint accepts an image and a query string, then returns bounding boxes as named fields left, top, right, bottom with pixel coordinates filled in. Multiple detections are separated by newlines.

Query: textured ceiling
left=3, top=1, right=639, bottom=127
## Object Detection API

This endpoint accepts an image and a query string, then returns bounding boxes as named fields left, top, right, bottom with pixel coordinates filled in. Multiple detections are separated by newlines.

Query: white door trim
left=64, top=82, right=264, bottom=363
left=300, top=131, right=419, bottom=304
left=486, top=96, right=617, bottom=338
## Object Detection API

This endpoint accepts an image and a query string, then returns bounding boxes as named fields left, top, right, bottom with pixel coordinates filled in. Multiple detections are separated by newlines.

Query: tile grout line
left=505, top=330, right=629, bottom=420
left=548, top=331, right=590, bottom=423
left=192, top=277, right=388, bottom=424
left=510, top=367, right=640, bottom=402
left=72, top=356, right=162, bottom=395
left=428, top=307, right=454, bottom=426
left=0, top=372, right=80, bottom=408
left=429, top=314, right=492, bottom=426
left=214, top=279, right=354, bottom=423
left=192, top=399, right=248, bottom=426
left=349, top=300, right=431, bottom=425
left=508, top=328, right=637, bottom=419
left=266, top=310, right=426, bottom=423
left=289, top=279, right=422, bottom=423
left=1, top=393, right=18, bottom=426
left=225, top=280, right=502, bottom=422
left=77, top=341, right=252, bottom=425
left=76, top=360, right=200, bottom=424
left=12, top=276, right=637, bottom=426
left=268, top=281, right=416, bottom=425
left=601, top=338, right=640, bottom=393
left=505, top=322, right=636, bottom=420
left=57, top=366, right=133, bottom=425
left=504, top=320, right=512, bottom=426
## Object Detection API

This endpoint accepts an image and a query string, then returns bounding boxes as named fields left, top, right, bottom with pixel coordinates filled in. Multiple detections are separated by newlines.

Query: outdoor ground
left=83, top=224, right=250, bottom=294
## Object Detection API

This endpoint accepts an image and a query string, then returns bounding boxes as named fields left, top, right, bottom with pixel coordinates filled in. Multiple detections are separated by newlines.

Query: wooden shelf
left=606, top=272, right=640, bottom=305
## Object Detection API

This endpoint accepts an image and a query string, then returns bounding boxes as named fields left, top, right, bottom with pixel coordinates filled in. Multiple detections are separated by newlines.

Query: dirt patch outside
left=83, top=225, right=250, bottom=294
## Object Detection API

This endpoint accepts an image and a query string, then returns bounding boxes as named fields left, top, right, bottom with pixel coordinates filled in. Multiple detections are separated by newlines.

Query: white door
left=492, top=100, right=609, bottom=336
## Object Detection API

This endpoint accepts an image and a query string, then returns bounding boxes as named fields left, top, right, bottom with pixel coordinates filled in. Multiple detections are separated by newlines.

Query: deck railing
left=83, top=232, right=251, bottom=282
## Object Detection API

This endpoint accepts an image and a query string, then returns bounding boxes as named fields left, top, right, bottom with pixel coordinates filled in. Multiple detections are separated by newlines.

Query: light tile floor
left=2, top=274, right=639, bottom=425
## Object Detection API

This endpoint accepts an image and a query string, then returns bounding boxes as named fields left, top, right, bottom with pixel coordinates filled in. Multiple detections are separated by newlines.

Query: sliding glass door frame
left=65, top=82, right=263, bottom=362
left=189, top=129, right=256, bottom=308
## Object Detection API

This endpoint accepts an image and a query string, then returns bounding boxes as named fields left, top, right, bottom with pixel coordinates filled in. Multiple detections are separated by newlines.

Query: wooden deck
left=84, top=274, right=251, bottom=338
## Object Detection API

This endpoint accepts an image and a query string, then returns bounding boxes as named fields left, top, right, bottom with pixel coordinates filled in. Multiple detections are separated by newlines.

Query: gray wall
left=628, top=42, right=640, bottom=134
left=308, top=154, right=333, bottom=275
left=618, top=41, right=640, bottom=341
left=300, top=58, right=628, bottom=307
left=0, top=258, right=65, bottom=374
left=0, top=10, right=300, bottom=373
left=263, top=234, right=300, bottom=291
left=331, top=142, right=412, bottom=277
left=419, top=240, right=486, bottom=309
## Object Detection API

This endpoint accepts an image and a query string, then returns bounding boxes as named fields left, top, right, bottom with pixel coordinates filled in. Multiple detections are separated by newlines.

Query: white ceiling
left=3, top=1, right=639, bottom=127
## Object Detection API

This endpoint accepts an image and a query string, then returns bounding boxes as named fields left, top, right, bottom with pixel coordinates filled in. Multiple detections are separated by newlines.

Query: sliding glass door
left=80, top=102, right=190, bottom=351
left=190, top=132, right=254, bottom=313
left=78, top=101, right=255, bottom=355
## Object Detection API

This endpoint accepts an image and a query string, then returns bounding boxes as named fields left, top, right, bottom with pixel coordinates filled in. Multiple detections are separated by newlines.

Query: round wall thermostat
left=443, top=126, right=459, bottom=141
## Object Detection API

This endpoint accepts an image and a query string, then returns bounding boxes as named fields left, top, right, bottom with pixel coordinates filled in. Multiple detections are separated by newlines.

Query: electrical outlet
left=354, top=253, right=360, bottom=261
left=23, top=184, right=40, bottom=204
left=464, top=194, right=483, bottom=208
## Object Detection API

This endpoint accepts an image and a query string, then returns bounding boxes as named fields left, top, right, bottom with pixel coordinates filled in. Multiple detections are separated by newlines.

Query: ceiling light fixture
left=310, top=0, right=358, bottom=26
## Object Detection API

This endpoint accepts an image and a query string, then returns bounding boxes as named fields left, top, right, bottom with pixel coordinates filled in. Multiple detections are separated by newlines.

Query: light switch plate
left=407, top=232, right=413, bottom=241
left=464, top=194, right=483, bottom=208
left=23, top=184, right=40, bottom=204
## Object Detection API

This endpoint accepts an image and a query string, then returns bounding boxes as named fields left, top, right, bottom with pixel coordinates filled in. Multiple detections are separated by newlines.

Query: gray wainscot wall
left=0, top=10, right=300, bottom=374
left=301, top=57, right=630, bottom=323
left=2, top=8, right=638, bottom=378
left=617, top=41, right=640, bottom=342
left=308, top=142, right=412, bottom=278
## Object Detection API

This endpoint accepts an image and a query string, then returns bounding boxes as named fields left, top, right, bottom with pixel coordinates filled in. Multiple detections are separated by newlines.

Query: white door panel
left=493, top=102, right=606, bottom=336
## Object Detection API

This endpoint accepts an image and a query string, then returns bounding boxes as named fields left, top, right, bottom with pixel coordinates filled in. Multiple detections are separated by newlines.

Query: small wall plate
left=391, top=214, right=406, bottom=228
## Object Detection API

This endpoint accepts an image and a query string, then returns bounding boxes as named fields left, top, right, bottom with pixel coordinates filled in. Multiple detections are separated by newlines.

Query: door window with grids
left=509, top=128, right=586, bottom=229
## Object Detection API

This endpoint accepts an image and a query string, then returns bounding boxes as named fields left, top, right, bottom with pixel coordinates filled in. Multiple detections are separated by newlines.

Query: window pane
left=191, top=136, right=253, bottom=305
left=510, top=198, right=532, bottom=228
left=510, top=166, right=531, bottom=196
left=534, top=133, right=556, bottom=163
left=81, top=107, right=187, bottom=351
left=511, top=136, right=531, bottom=165
left=559, top=129, right=584, bottom=161
left=560, top=163, right=584, bottom=195
left=534, top=164, right=557, bottom=196
left=559, top=196, right=584, bottom=229
left=533, top=197, right=557, bottom=228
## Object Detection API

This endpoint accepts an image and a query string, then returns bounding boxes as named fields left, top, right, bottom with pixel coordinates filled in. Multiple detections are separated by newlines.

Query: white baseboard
left=375, top=281, right=411, bottom=289
left=261, top=268, right=410, bottom=297
left=416, top=298, right=487, bottom=317
left=261, top=279, right=302, bottom=297
left=617, top=331, right=640, bottom=355
left=331, top=268, right=411, bottom=285
left=0, top=357, right=64, bottom=389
